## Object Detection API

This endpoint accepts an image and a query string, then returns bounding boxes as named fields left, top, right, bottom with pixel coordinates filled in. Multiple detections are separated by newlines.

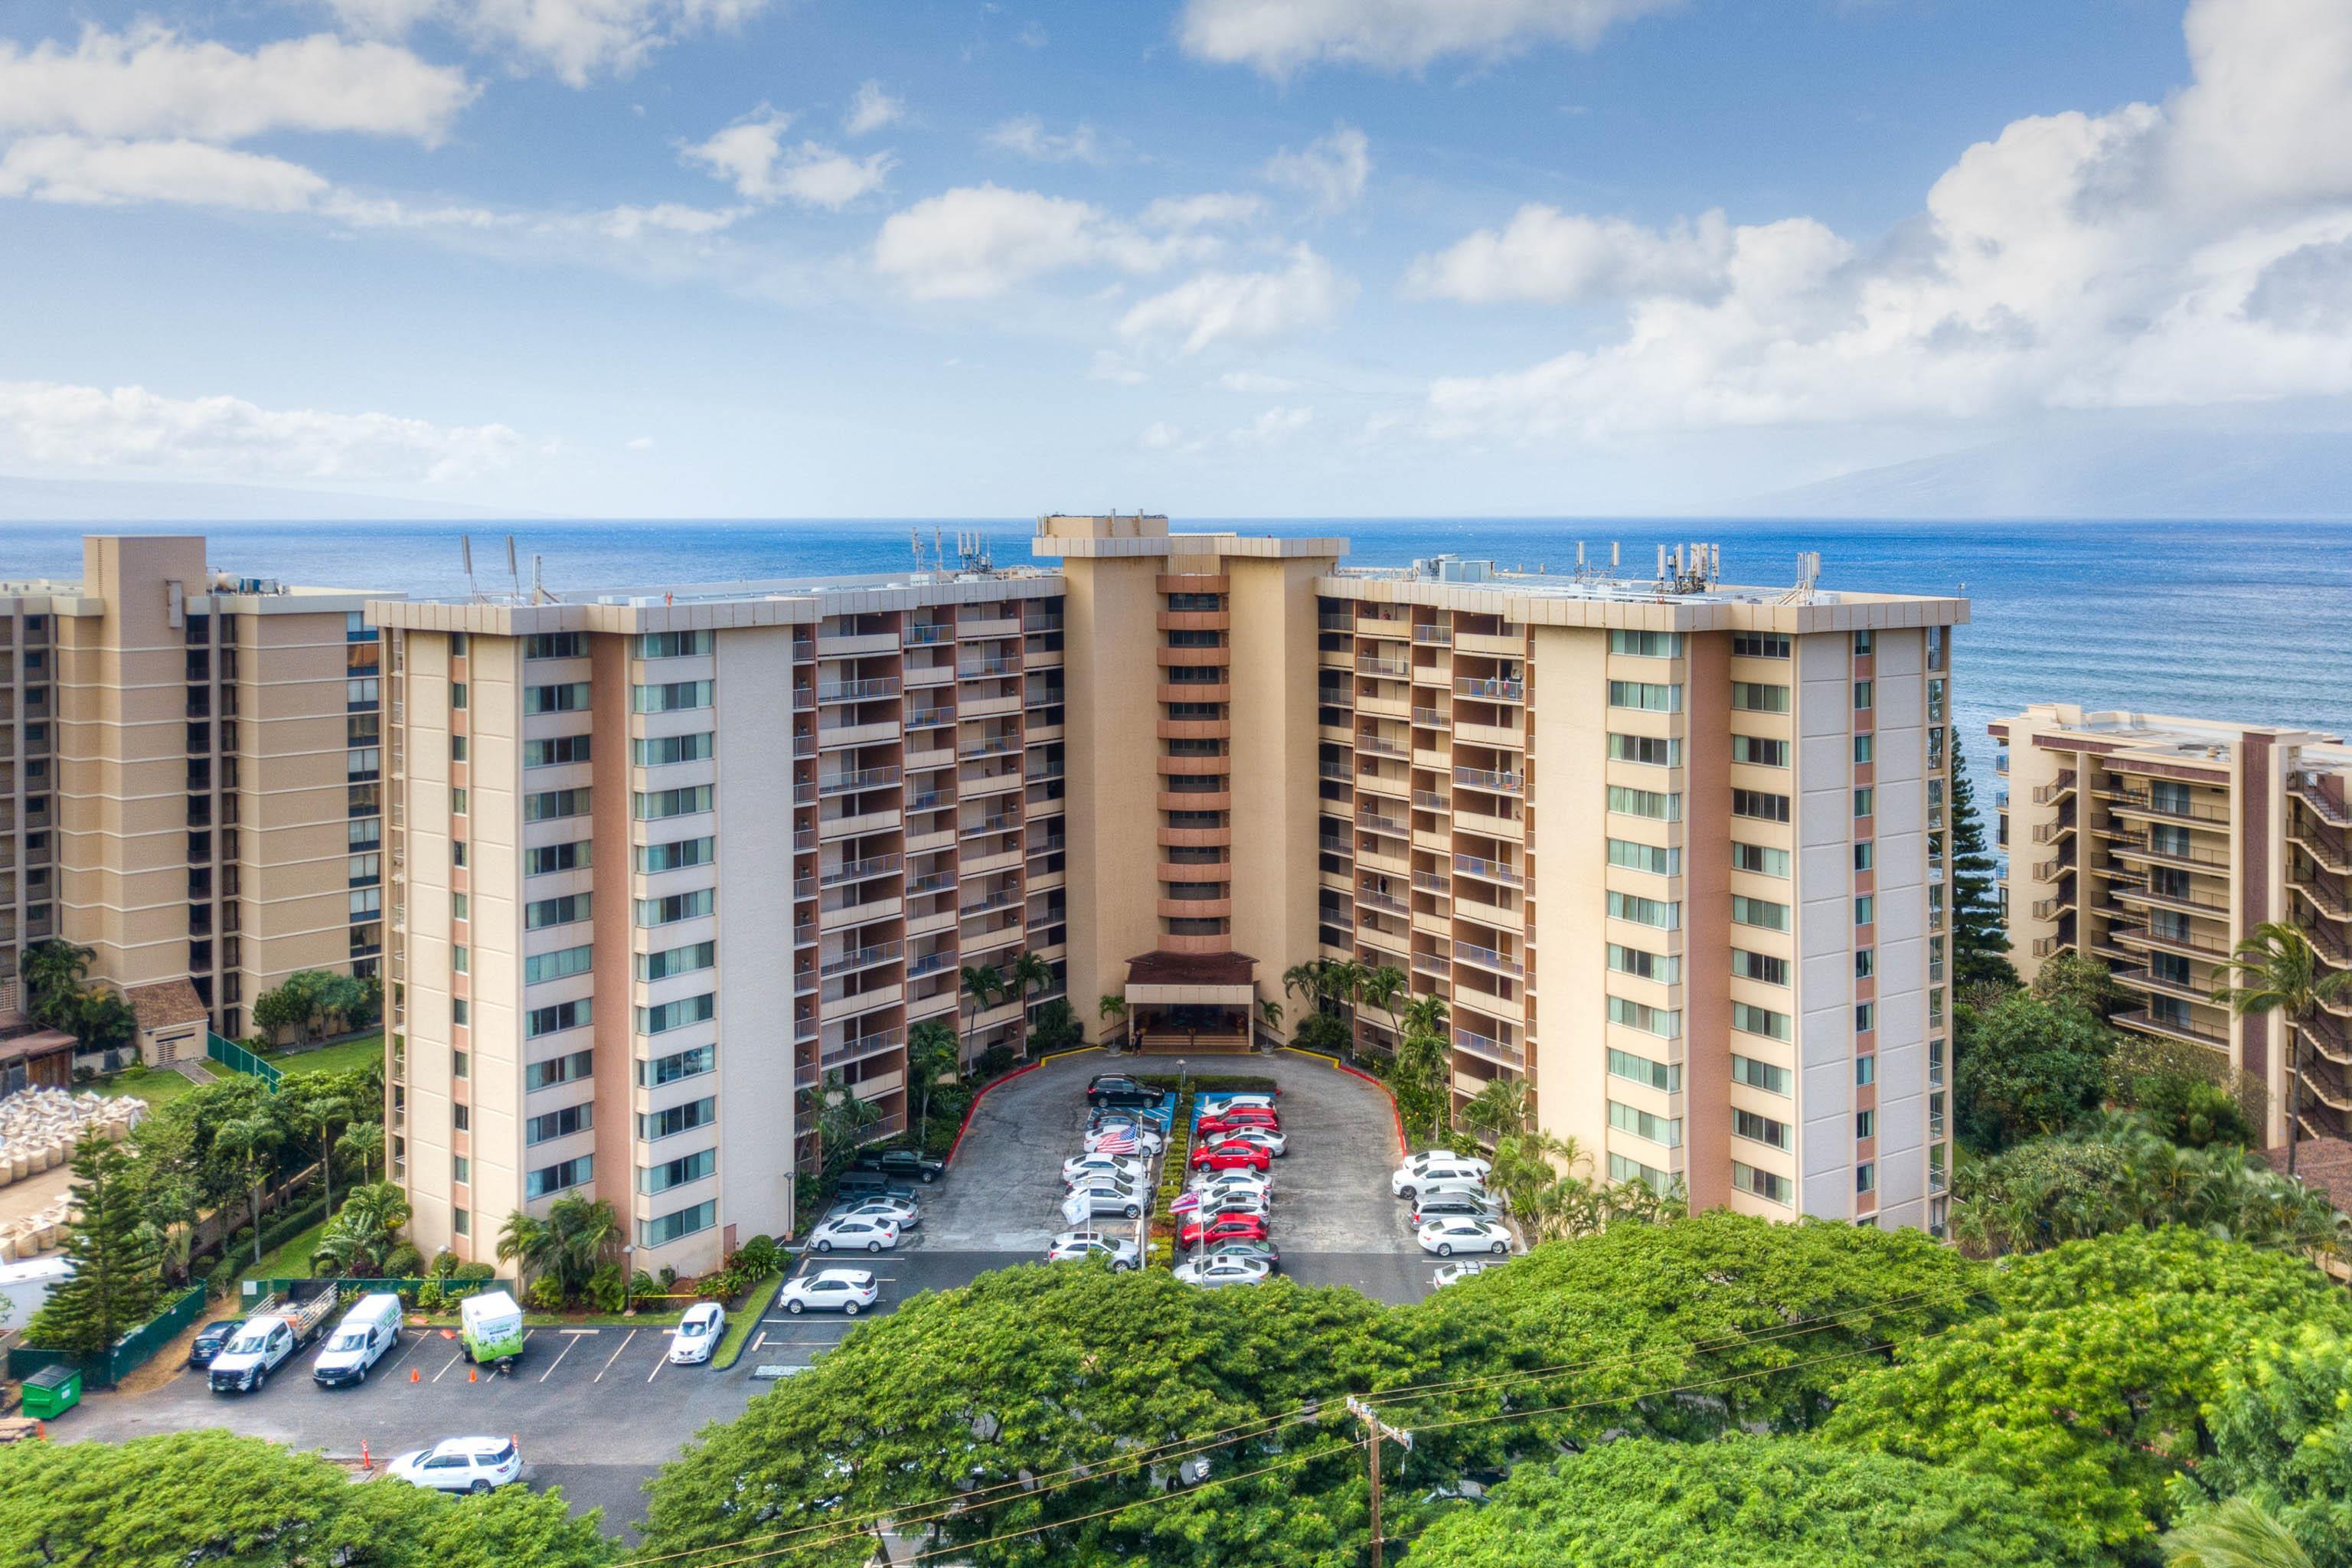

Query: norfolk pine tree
left=25, top=1131, right=166, bottom=1356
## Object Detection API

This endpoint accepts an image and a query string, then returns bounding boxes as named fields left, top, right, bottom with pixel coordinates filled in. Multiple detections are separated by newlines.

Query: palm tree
left=542, top=1194, right=620, bottom=1298
left=1358, top=965, right=1408, bottom=1052
left=2217, top=921, right=2352, bottom=1175
left=1279, top=962, right=1324, bottom=1015
left=337, top=1121, right=386, bottom=1184
left=1459, top=1076, right=1531, bottom=1148
left=282, top=1076, right=359, bottom=1218
left=1258, top=997, right=1283, bottom=1043
left=214, top=1110, right=286, bottom=1266
left=815, top=1071, right=884, bottom=1178
left=496, top=1211, right=553, bottom=1289
left=18, top=939, right=95, bottom=1034
left=907, top=1020, right=960, bottom=1138
left=2162, top=1498, right=2314, bottom=1568
left=1006, top=952, right=1054, bottom=1052
left=959, top=962, right=1005, bottom=1068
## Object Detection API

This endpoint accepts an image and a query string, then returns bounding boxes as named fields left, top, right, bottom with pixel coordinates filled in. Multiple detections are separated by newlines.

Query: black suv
left=850, top=1146, right=946, bottom=1184
left=1086, top=1074, right=1165, bottom=1109
left=188, top=1319, right=244, bottom=1367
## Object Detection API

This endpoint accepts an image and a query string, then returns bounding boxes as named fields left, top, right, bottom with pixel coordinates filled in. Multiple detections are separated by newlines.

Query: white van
left=313, top=1293, right=403, bottom=1387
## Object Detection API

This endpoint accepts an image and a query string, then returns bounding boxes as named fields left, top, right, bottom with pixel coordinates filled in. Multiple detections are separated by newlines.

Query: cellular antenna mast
left=460, top=534, right=482, bottom=603
left=505, top=535, right=521, bottom=600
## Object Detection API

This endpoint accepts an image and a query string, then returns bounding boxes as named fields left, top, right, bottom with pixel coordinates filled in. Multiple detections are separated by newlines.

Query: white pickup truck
left=209, top=1288, right=337, bottom=1394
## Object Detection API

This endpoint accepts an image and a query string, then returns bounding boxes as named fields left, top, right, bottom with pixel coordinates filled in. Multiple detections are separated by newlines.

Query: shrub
left=525, top=1274, right=567, bottom=1312
left=586, top=1263, right=626, bottom=1313
left=455, top=1260, right=496, bottom=1283
left=657, top=1265, right=678, bottom=1291
left=229, top=1227, right=254, bottom=1253
left=735, top=1236, right=781, bottom=1275
left=382, top=1243, right=424, bottom=1278
left=977, top=1044, right=1014, bottom=1080
left=416, top=1280, right=445, bottom=1312
left=428, top=1248, right=459, bottom=1279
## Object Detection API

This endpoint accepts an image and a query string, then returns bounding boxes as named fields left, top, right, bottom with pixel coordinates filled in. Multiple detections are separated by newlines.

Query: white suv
left=809, top=1214, right=901, bottom=1253
left=1393, top=1160, right=1491, bottom=1199
left=387, top=1437, right=524, bottom=1494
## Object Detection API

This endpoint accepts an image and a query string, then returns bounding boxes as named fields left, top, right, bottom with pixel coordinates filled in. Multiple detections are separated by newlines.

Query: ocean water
left=7, top=516, right=2349, bottom=781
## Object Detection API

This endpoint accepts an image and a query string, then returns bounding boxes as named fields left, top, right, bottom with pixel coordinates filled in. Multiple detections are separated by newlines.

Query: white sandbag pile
left=0, top=1087, right=145, bottom=1262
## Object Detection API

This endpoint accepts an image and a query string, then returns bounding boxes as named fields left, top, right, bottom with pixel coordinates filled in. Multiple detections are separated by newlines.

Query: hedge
left=1149, top=1086, right=1198, bottom=1269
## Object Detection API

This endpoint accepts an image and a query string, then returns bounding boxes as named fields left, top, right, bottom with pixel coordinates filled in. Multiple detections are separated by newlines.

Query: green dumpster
left=21, top=1365, right=80, bottom=1420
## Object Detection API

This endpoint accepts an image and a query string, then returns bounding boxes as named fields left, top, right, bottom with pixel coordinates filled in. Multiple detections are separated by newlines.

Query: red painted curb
left=946, top=1060, right=1040, bottom=1168
left=1336, top=1061, right=1407, bottom=1159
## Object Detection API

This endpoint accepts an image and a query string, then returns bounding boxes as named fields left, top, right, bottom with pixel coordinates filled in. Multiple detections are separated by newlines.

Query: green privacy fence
left=207, top=1031, right=283, bottom=1092
left=5, top=1284, right=211, bottom=1389
left=242, top=1277, right=515, bottom=1309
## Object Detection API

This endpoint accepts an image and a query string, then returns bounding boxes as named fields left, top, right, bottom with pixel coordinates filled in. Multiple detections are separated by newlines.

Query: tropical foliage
left=2217, top=922, right=2352, bottom=1174
left=24, top=1132, right=165, bottom=1354
left=495, top=1195, right=622, bottom=1303
left=1955, top=988, right=2118, bottom=1152
left=250, top=969, right=381, bottom=1049
left=309, top=1182, right=416, bottom=1278
left=1949, top=730, right=2017, bottom=987
left=17, top=939, right=137, bottom=1058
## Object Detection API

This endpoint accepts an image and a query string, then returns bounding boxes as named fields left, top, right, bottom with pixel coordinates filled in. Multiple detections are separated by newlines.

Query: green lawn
left=89, top=1064, right=200, bottom=1106
left=275, top=1033, right=385, bottom=1077
left=241, top=1216, right=329, bottom=1287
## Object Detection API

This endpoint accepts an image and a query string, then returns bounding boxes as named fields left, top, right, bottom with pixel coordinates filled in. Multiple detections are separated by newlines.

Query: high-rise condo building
left=1993, top=703, right=2352, bottom=1148
left=0, top=534, right=390, bottom=1060
left=378, top=516, right=1965, bottom=1273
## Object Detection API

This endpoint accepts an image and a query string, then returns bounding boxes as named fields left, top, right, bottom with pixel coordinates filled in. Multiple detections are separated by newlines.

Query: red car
left=1190, top=1142, right=1272, bottom=1173
left=1178, top=1213, right=1270, bottom=1249
left=1196, top=1108, right=1279, bottom=1138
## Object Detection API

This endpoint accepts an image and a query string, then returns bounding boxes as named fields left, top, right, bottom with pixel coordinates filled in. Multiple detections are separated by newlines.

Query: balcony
left=2115, top=1008, right=2230, bottom=1049
left=1454, top=765, right=1524, bottom=795
left=818, top=676, right=901, bottom=704
left=822, top=942, right=903, bottom=978
left=820, top=766, right=901, bottom=796
left=1454, top=853, right=1522, bottom=887
left=1356, top=734, right=1409, bottom=761
left=1453, top=1027, right=1524, bottom=1069
left=822, top=854, right=903, bottom=887
left=1455, top=676, right=1524, bottom=702
left=2104, top=788, right=2230, bottom=825
left=1412, top=707, right=1450, bottom=730
left=1454, top=939, right=1524, bottom=977
left=2032, top=771, right=2078, bottom=805
left=2109, top=831, right=2231, bottom=871
left=1357, top=808, right=1410, bottom=839
left=1413, top=625, right=1452, bottom=645
left=2112, top=882, right=2228, bottom=918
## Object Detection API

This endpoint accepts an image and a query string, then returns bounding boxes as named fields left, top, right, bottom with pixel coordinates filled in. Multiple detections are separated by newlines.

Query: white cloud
left=985, top=115, right=1105, bottom=165
left=1261, top=123, right=1369, bottom=214
left=1119, top=245, right=1348, bottom=354
left=1142, top=192, right=1266, bottom=230
left=327, top=0, right=774, bottom=87
left=1178, top=0, right=1679, bottom=77
left=1219, top=370, right=1302, bottom=393
left=0, top=24, right=474, bottom=145
left=1090, top=351, right=1148, bottom=384
left=0, top=136, right=331, bottom=211
left=685, top=112, right=894, bottom=209
left=844, top=80, right=904, bottom=137
left=1140, top=420, right=1187, bottom=449
left=626, top=435, right=656, bottom=450
left=1232, top=404, right=1314, bottom=443
left=1416, top=0, right=2352, bottom=441
left=597, top=201, right=743, bottom=238
left=873, top=185, right=1204, bottom=299
left=0, top=379, right=524, bottom=482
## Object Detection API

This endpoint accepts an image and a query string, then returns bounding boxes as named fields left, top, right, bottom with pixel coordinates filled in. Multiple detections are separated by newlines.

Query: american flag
left=1091, top=1130, right=1140, bottom=1155
left=1168, top=1190, right=1202, bottom=1214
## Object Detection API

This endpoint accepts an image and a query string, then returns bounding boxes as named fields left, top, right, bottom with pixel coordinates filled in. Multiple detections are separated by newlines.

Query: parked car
left=1203, top=1125, right=1286, bottom=1158
left=1432, top=1261, right=1489, bottom=1289
left=1196, top=1107, right=1279, bottom=1137
left=1200, top=1091, right=1279, bottom=1110
left=1401, top=1150, right=1491, bottom=1181
left=1189, top=1141, right=1272, bottom=1174
left=1044, top=1232, right=1141, bottom=1269
left=1063, top=1152, right=1152, bottom=1186
left=835, top=1170, right=920, bottom=1200
left=1085, top=1123, right=1165, bottom=1156
left=1192, top=1191, right=1270, bottom=1223
left=778, top=1269, right=880, bottom=1315
left=1393, top=1159, right=1493, bottom=1199
left=1086, top=1074, right=1168, bottom=1109
left=851, top=1146, right=946, bottom=1184
left=1204, top=1238, right=1282, bottom=1272
left=1086, top=1106, right=1165, bottom=1135
left=838, top=1195, right=920, bottom=1229
left=1178, top=1213, right=1269, bottom=1249
left=809, top=1214, right=902, bottom=1253
left=385, top=1436, right=524, bottom=1494
left=313, top=1293, right=403, bottom=1388
left=1173, top=1255, right=1272, bottom=1289
left=1417, top=1217, right=1513, bottom=1257
left=1187, top=1168, right=1272, bottom=1203
left=668, top=1302, right=727, bottom=1364
left=208, top=1315, right=306, bottom=1394
left=1411, top=1191, right=1501, bottom=1227
left=187, top=1319, right=243, bottom=1368
left=1062, top=1183, right=1145, bottom=1222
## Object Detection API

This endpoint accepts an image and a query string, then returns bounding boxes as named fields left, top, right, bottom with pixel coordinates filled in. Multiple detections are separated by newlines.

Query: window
left=1608, top=630, right=1683, bottom=658
left=633, top=732, right=715, bottom=766
left=1857, top=1109, right=1877, bottom=1139
left=640, top=1148, right=717, bottom=1194
left=526, top=841, right=591, bottom=877
left=638, top=940, right=716, bottom=982
left=524, top=734, right=593, bottom=768
left=1733, top=1054, right=1792, bottom=1094
left=451, top=787, right=468, bottom=815
left=525, top=893, right=592, bottom=930
left=451, top=632, right=469, bottom=656
left=1733, top=894, right=1789, bottom=932
left=1608, top=996, right=1681, bottom=1038
left=1855, top=949, right=1876, bottom=979
left=1732, top=789, right=1791, bottom=823
left=525, top=683, right=591, bottom=715
left=526, top=1156, right=594, bottom=1200
left=1609, top=944, right=1680, bottom=984
left=1853, top=630, right=1874, bottom=655
left=1609, top=1153, right=1674, bottom=1194
left=525, top=787, right=590, bottom=823
left=524, top=1102, right=593, bottom=1145
left=525, top=632, right=586, bottom=660
left=1735, top=1109, right=1791, bottom=1149
left=1607, top=785, right=1681, bottom=822
left=1855, top=1002, right=1877, bottom=1034
left=636, top=837, right=715, bottom=874
left=1853, top=680, right=1873, bottom=710
left=1608, top=732, right=1681, bottom=767
left=637, top=993, right=717, bottom=1035
left=1607, top=680, right=1681, bottom=713
left=1734, top=1163, right=1792, bottom=1205
left=452, top=1047, right=468, bottom=1076
left=1854, top=787, right=1874, bottom=818
left=452, top=1000, right=469, bottom=1028
left=1731, top=949, right=1789, bottom=985
left=450, top=681, right=467, bottom=710
left=637, top=889, right=716, bottom=926
left=449, top=735, right=468, bottom=763
left=1607, top=838, right=1681, bottom=876
left=525, top=1050, right=593, bottom=1092
left=639, top=1097, right=716, bottom=1141
left=1731, top=735, right=1789, bottom=768
left=635, top=630, right=712, bottom=659
left=524, top=944, right=593, bottom=985
left=632, top=680, right=712, bottom=714
left=1854, top=894, right=1876, bottom=926
left=452, top=1208, right=470, bottom=1237
left=634, top=785, right=713, bottom=821
left=526, top=998, right=592, bottom=1037
left=452, top=1154, right=469, bottom=1185
left=348, top=852, right=381, bottom=886
left=1854, top=734, right=1875, bottom=764
left=349, top=817, right=381, bottom=849
left=1733, top=1001, right=1791, bottom=1041
left=1608, top=1099, right=1682, bottom=1147
left=639, top=1044, right=716, bottom=1086
left=1730, top=844, right=1789, bottom=881
left=1856, top=1162, right=1876, bottom=1195
left=1608, top=891, right=1680, bottom=929
left=1730, top=682, right=1789, bottom=713
left=1854, top=841, right=1874, bottom=871
left=1856, top=1054, right=1877, bottom=1086
left=448, top=892, right=468, bottom=923
left=1731, top=632, right=1790, bottom=659
left=639, top=1200, right=717, bottom=1248
left=1608, top=1046, right=1681, bottom=1092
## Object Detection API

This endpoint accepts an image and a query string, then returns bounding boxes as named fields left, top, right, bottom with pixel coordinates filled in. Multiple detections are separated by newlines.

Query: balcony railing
left=1455, top=939, right=1524, bottom=976
left=1454, top=766, right=1524, bottom=794
left=1413, top=626, right=1452, bottom=645
left=1456, top=677, right=1524, bottom=701
left=821, top=766, right=901, bottom=795
left=2105, top=789, right=2230, bottom=825
left=2115, top=1007, right=2230, bottom=1047
left=822, top=854, right=902, bottom=887
left=1453, top=1027, right=1524, bottom=1067
left=818, top=677, right=900, bottom=704
left=1454, top=853, right=1522, bottom=885
left=822, top=942, right=903, bottom=978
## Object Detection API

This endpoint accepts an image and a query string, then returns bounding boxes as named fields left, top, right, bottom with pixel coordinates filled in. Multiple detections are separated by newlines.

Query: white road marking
left=538, top=1330, right=593, bottom=1381
left=432, top=1351, right=462, bottom=1383
left=645, top=1352, right=664, bottom=1384
left=750, top=1332, right=767, bottom=1351
left=595, top=1329, right=636, bottom=1382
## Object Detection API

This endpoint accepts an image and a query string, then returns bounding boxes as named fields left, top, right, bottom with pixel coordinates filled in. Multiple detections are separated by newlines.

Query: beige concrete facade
left=0, top=535, right=389, bottom=1059
left=1994, top=703, right=2352, bottom=1148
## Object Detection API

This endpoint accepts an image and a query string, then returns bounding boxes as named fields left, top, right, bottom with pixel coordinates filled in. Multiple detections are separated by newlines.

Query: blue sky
left=2, top=0, right=2347, bottom=517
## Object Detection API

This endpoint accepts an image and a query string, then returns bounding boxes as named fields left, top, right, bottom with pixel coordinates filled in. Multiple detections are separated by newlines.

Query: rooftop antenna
left=460, top=534, right=482, bottom=603
left=530, top=554, right=560, bottom=605
left=1779, top=550, right=1823, bottom=605
left=933, top=525, right=945, bottom=571
left=910, top=526, right=924, bottom=575
left=505, top=535, right=521, bottom=601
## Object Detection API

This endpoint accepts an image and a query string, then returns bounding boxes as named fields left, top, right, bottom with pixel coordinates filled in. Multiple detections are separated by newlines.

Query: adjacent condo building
left=1994, top=703, right=2352, bottom=1148
left=378, top=515, right=1963, bottom=1275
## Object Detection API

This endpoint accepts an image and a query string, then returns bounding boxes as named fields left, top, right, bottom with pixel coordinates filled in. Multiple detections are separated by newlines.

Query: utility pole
left=1345, top=1396, right=1412, bottom=1568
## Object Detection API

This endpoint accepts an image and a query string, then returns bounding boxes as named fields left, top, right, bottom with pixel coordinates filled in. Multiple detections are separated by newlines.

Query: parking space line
left=645, top=1351, right=664, bottom=1384
left=432, top=1350, right=462, bottom=1383
left=594, top=1329, right=636, bottom=1382
left=539, top=1330, right=594, bottom=1382
left=384, top=1333, right=426, bottom=1374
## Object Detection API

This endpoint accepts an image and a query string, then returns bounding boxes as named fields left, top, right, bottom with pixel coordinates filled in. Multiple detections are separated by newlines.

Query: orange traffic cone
left=361, top=1441, right=372, bottom=1472
left=410, top=1367, right=420, bottom=1383
left=468, top=1366, right=478, bottom=1384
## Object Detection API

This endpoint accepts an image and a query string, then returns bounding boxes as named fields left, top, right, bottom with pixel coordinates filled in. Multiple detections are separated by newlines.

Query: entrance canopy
left=1123, top=949, right=1256, bottom=1008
